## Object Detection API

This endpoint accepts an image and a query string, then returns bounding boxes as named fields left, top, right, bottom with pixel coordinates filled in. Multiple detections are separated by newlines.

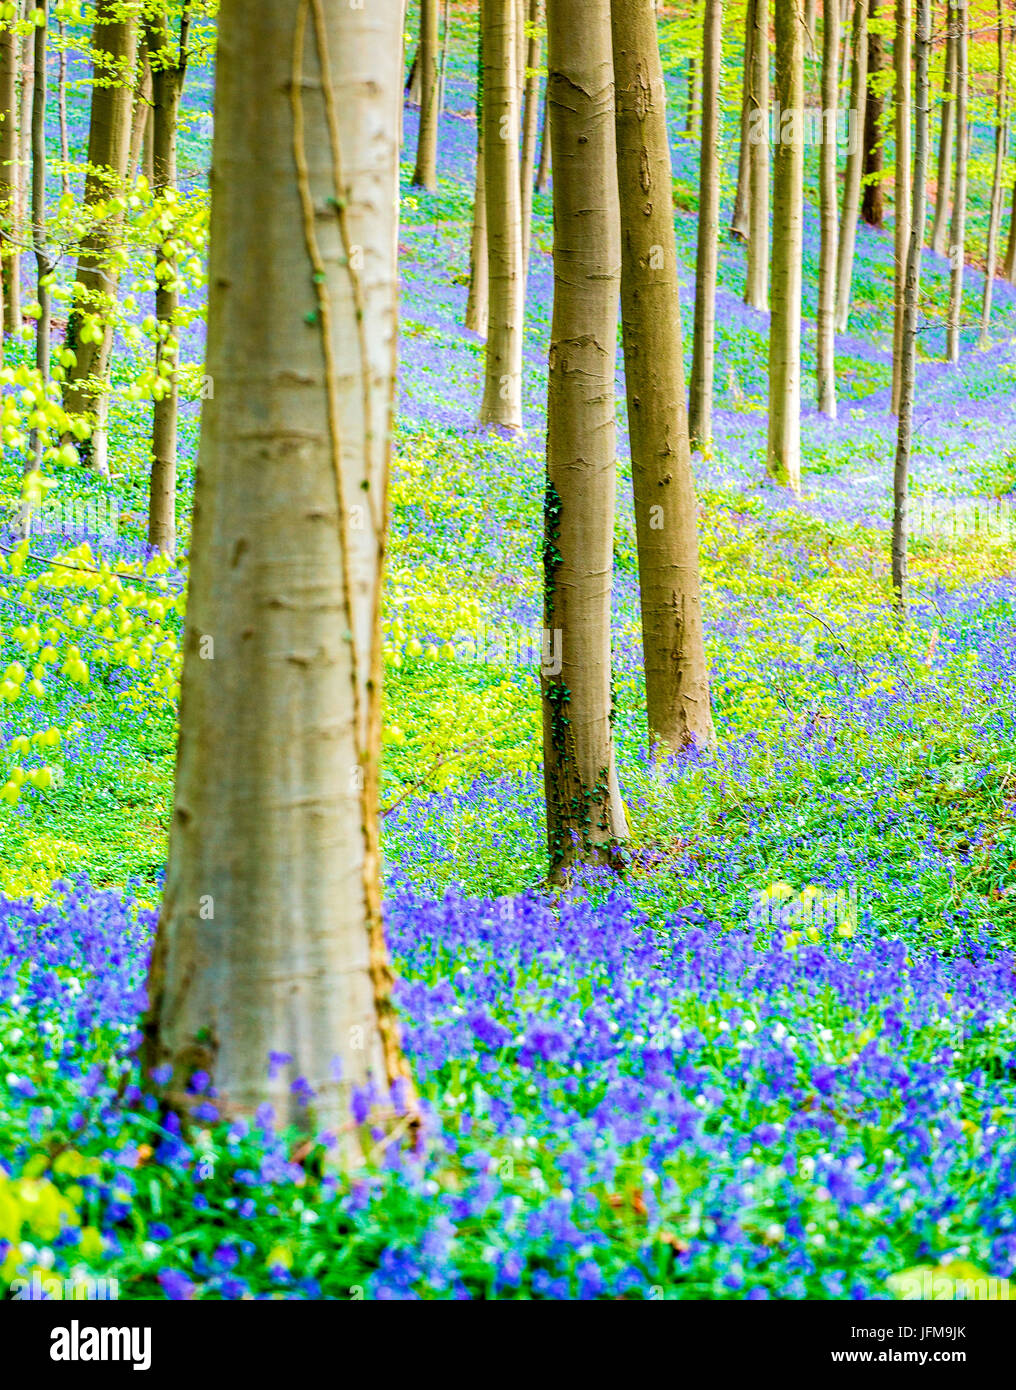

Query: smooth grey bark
left=891, top=0, right=911, bottom=414
left=930, top=6, right=955, bottom=258
left=945, top=0, right=967, bottom=364
left=766, top=0, right=804, bottom=493
left=143, top=0, right=415, bottom=1143
left=979, top=0, right=1007, bottom=349
left=730, top=0, right=753, bottom=241
left=893, top=0, right=930, bottom=616
left=412, top=0, right=439, bottom=189
left=688, top=0, right=722, bottom=450
left=611, top=0, right=715, bottom=756
left=835, top=0, right=868, bottom=333
left=817, top=0, right=840, bottom=418
left=542, top=0, right=625, bottom=882
left=478, top=0, right=523, bottom=428
left=744, top=0, right=768, bottom=311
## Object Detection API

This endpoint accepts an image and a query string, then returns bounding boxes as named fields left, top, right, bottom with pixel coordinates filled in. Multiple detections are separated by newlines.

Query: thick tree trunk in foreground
left=63, top=1, right=139, bottom=475
left=767, top=0, right=804, bottom=493
left=146, top=5, right=190, bottom=558
left=891, top=0, right=911, bottom=414
left=688, top=0, right=722, bottom=452
left=835, top=0, right=868, bottom=333
left=412, top=0, right=439, bottom=189
left=144, top=0, right=414, bottom=1143
left=478, top=0, right=523, bottom=429
left=543, top=0, right=625, bottom=882
left=817, top=0, right=840, bottom=418
left=930, top=6, right=955, bottom=258
left=860, top=0, right=884, bottom=227
left=945, top=0, right=966, bottom=364
left=744, top=0, right=768, bottom=311
left=979, top=0, right=1007, bottom=350
left=612, top=0, right=714, bottom=757
left=893, top=0, right=930, bottom=616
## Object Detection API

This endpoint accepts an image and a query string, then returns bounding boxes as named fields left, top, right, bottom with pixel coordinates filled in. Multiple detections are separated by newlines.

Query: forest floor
left=1, top=22, right=1016, bottom=1298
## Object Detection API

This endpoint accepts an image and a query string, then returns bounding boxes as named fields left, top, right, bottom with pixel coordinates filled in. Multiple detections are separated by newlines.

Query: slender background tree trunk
left=519, top=0, right=541, bottom=289
left=767, top=0, right=804, bottom=493
left=817, top=0, right=840, bottom=418
left=0, top=16, right=17, bottom=345
left=688, top=0, right=722, bottom=451
left=945, top=0, right=967, bottom=364
left=479, top=0, right=523, bottom=429
left=63, top=0, right=139, bottom=475
left=979, top=0, right=1007, bottom=350
left=465, top=26, right=489, bottom=336
left=931, top=4, right=955, bottom=258
left=744, top=0, right=768, bottom=311
left=147, top=5, right=190, bottom=558
left=860, top=0, right=884, bottom=227
left=893, top=0, right=930, bottom=616
left=835, top=0, right=868, bottom=333
left=412, top=0, right=439, bottom=189
left=891, top=0, right=911, bottom=414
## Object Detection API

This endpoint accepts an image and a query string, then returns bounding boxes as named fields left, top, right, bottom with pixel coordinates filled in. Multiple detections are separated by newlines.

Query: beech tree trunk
left=465, top=26, right=488, bottom=336
left=1004, top=169, right=1016, bottom=282
left=979, top=0, right=1007, bottom=350
left=893, top=0, right=930, bottom=616
left=835, top=0, right=868, bottom=333
left=478, top=0, right=523, bottom=429
left=129, top=34, right=152, bottom=183
left=519, top=0, right=541, bottom=288
left=945, top=0, right=966, bottom=364
left=817, top=0, right=840, bottom=418
left=685, top=54, right=700, bottom=138
left=744, top=0, right=768, bottom=311
left=542, top=0, right=625, bottom=882
left=688, top=0, right=722, bottom=451
left=15, top=17, right=32, bottom=337
left=146, top=4, right=190, bottom=558
left=730, top=1, right=754, bottom=241
left=63, top=0, right=139, bottom=476
left=0, top=15, right=17, bottom=344
left=860, top=0, right=884, bottom=227
left=891, top=0, right=911, bottom=414
left=536, top=83, right=550, bottom=190
left=930, top=7, right=955, bottom=258
left=57, top=16, right=69, bottom=196
left=767, top=0, right=803, bottom=494
left=30, top=0, right=47, bottom=388
left=23, top=0, right=49, bottom=498
left=805, top=0, right=817, bottom=53
left=612, top=0, right=714, bottom=757
left=143, top=0, right=414, bottom=1144
left=412, top=0, right=439, bottom=189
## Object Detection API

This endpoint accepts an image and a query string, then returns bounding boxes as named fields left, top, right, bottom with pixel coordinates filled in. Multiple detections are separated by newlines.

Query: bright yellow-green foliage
left=0, top=541, right=182, bottom=843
